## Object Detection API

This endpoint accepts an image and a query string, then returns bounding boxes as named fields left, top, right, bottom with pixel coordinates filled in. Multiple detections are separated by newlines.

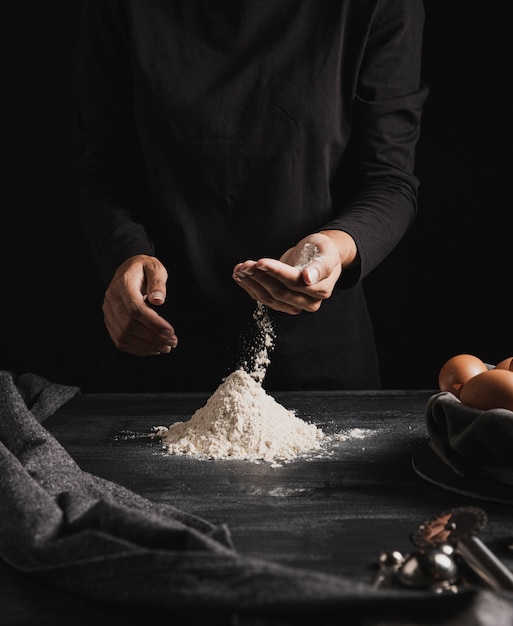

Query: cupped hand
left=102, top=254, right=178, bottom=355
left=232, top=231, right=356, bottom=314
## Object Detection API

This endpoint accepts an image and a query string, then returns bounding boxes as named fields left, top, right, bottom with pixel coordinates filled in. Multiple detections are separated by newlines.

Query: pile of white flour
left=160, top=367, right=324, bottom=464
left=159, top=281, right=325, bottom=464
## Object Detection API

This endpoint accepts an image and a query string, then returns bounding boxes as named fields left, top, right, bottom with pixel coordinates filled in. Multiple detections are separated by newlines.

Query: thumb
left=303, top=254, right=340, bottom=286
left=303, top=263, right=321, bottom=285
left=145, top=259, right=168, bottom=305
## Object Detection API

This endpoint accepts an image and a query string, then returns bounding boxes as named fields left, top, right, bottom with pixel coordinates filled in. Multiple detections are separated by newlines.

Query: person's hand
left=102, top=254, right=178, bottom=355
left=232, top=231, right=358, bottom=314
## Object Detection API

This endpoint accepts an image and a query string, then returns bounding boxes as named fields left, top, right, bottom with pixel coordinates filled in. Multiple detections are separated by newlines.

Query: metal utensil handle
left=372, top=569, right=394, bottom=589
left=371, top=550, right=404, bottom=589
left=456, top=535, right=513, bottom=591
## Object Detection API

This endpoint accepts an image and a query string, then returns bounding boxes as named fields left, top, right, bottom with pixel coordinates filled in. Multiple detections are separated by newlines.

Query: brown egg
left=438, top=354, right=488, bottom=399
left=495, top=357, right=513, bottom=372
left=460, top=368, right=513, bottom=411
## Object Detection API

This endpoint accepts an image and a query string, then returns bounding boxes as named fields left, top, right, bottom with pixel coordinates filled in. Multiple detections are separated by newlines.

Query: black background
left=2, top=2, right=511, bottom=391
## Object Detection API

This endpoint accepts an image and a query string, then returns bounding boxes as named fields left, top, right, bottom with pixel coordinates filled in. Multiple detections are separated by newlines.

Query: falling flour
left=159, top=294, right=325, bottom=464
left=240, top=301, right=276, bottom=385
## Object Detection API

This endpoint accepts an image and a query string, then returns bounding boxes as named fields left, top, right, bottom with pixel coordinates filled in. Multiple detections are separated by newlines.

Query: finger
left=233, top=273, right=302, bottom=314
left=257, top=256, right=337, bottom=288
left=257, top=257, right=338, bottom=301
left=106, top=315, right=177, bottom=356
left=303, top=263, right=320, bottom=285
left=144, top=258, right=168, bottom=305
left=250, top=262, right=325, bottom=304
left=103, top=295, right=178, bottom=355
left=232, top=260, right=258, bottom=279
left=235, top=273, right=316, bottom=314
left=254, top=258, right=303, bottom=283
left=104, top=295, right=175, bottom=352
left=108, top=317, right=175, bottom=356
left=128, top=298, right=174, bottom=338
left=302, top=255, right=341, bottom=286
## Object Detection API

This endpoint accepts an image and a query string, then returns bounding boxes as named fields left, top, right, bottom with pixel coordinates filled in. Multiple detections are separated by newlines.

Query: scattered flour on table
left=336, top=427, right=375, bottom=441
left=157, top=300, right=324, bottom=466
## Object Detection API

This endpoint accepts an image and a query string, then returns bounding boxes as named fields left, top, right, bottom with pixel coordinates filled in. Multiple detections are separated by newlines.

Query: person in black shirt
left=78, top=0, right=428, bottom=392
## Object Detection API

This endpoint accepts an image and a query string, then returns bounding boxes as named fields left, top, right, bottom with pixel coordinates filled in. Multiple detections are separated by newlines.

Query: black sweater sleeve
left=78, top=0, right=154, bottom=286
left=322, top=0, right=428, bottom=282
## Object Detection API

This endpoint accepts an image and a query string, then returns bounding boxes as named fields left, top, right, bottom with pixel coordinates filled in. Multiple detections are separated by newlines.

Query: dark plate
left=412, top=442, right=513, bottom=506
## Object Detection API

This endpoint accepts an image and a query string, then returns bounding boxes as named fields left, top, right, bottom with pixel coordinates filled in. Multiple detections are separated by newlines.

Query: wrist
left=319, top=229, right=358, bottom=269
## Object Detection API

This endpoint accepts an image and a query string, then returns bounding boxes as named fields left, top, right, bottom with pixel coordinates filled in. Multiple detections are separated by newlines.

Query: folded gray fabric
left=425, top=391, right=513, bottom=485
left=2, top=371, right=513, bottom=625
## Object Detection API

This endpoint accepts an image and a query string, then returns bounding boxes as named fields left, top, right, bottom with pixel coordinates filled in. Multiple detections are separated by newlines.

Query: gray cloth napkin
left=425, top=391, right=513, bottom=485
left=2, top=371, right=513, bottom=625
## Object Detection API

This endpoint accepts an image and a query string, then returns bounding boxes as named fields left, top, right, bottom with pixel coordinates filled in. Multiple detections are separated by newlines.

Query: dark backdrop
left=2, top=2, right=511, bottom=391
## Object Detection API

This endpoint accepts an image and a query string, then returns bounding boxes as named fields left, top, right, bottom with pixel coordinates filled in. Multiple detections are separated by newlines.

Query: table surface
left=3, top=389, right=513, bottom=623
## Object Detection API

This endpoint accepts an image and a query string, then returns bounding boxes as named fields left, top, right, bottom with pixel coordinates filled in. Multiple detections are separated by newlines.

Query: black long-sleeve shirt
left=78, top=0, right=427, bottom=392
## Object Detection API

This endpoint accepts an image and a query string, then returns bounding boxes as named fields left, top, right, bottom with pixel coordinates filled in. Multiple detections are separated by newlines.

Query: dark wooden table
left=2, top=390, right=513, bottom=624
